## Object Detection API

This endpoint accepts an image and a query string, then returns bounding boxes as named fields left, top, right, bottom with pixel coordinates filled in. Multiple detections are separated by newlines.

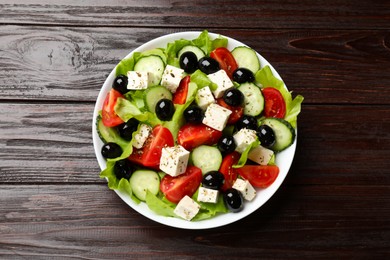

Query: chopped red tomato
left=216, top=98, right=243, bottom=125
left=172, top=75, right=190, bottom=105
left=101, top=89, right=125, bottom=127
left=177, top=123, right=222, bottom=151
left=129, top=125, right=174, bottom=169
left=236, top=165, right=279, bottom=188
left=210, top=47, right=238, bottom=79
left=160, top=165, right=203, bottom=203
left=219, top=152, right=240, bottom=191
left=262, top=87, right=286, bottom=118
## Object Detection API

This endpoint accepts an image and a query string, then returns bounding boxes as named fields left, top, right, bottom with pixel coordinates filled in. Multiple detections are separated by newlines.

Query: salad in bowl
left=92, top=31, right=303, bottom=229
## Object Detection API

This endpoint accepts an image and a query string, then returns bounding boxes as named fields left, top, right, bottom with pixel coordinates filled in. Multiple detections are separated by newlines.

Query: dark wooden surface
left=1, top=1, right=389, bottom=259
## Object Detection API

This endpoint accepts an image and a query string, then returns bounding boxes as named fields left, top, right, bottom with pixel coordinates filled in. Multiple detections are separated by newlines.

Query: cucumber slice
left=96, top=115, right=127, bottom=148
left=129, top=170, right=160, bottom=201
left=231, top=46, right=260, bottom=74
left=144, top=85, right=172, bottom=113
left=261, top=118, right=296, bottom=152
left=134, top=55, right=165, bottom=87
left=178, top=45, right=205, bottom=61
left=191, top=145, right=222, bottom=174
left=141, top=48, right=167, bottom=64
left=238, top=82, right=264, bottom=116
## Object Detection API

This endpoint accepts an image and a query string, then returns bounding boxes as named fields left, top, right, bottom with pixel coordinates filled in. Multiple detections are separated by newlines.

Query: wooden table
left=1, top=1, right=389, bottom=258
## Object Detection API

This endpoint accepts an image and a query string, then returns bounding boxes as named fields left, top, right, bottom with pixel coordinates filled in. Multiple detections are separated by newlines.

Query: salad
left=95, top=31, right=303, bottom=222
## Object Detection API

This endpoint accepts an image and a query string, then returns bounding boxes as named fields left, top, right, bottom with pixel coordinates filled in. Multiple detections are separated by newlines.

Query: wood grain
left=1, top=102, right=389, bottom=185
left=0, top=26, right=389, bottom=104
left=0, top=0, right=389, bottom=30
left=0, top=102, right=100, bottom=183
left=1, top=1, right=389, bottom=258
left=0, top=184, right=389, bottom=259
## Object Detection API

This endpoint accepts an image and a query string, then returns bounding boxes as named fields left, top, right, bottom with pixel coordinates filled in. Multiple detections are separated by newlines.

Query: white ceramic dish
left=92, top=31, right=296, bottom=229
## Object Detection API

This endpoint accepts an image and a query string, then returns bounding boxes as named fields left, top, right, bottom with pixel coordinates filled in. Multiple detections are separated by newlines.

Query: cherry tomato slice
left=160, top=165, right=203, bottom=203
left=262, top=87, right=286, bottom=118
left=216, top=98, right=243, bottom=125
left=236, top=165, right=279, bottom=188
left=219, top=152, right=240, bottom=191
left=177, top=123, right=222, bottom=151
left=129, top=125, right=174, bottom=169
left=172, top=75, right=190, bottom=105
left=101, top=89, right=125, bottom=127
left=210, top=47, right=238, bottom=79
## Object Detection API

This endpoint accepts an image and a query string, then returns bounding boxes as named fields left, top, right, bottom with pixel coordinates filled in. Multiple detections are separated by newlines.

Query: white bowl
left=92, top=31, right=296, bottom=229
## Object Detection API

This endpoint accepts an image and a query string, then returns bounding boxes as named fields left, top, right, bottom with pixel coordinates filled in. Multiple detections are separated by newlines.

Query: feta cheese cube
left=196, top=86, right=215, bottom=110
left=207, top=70, right=234, bottom=98
left=160, top=65, right=185, bottom=93
left=127, top=71, right=149, bottom=90
left=197, top=187, right=219, bottom=203
left=233, top=179, right=256, bottom=201
left=202, top=103, right=232, bottom=131
left=174, top=195, right=200, bottom=221
left=248, top=145, right=274, bottom=165
left=132, top=124, right=152, bottom=149
left=159, top=145, right=190, bottom=177
left=233, top=128, right=258, bottom=153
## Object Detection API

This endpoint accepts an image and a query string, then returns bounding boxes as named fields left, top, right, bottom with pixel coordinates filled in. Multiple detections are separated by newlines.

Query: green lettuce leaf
left=191, top=189, right=228, bottom=221
left=190, top=69, right=218, bottom=91
left=145, top=191, right=176, bottom=217
left=211, top=36, right=228, bottom=50
left=192, top=30, right=228, bottom=55
left=124, top=89, right=146, bottom=111
left=115, top=52, right=140, bottom=76
left=233, top=139, right=260, bottom=168
left=118, top=178, right=141, bottom=204
left=114, top=97, right=144, bottom=122
left=255, top=65, right=304, bottom=128
left=114, top=97, right=162, bottom=127
left=284, top=94, right=304, bottom=129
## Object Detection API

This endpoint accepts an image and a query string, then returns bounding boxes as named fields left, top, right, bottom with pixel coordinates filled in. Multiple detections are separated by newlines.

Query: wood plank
left=0, top=1, right=389, bottom=30
left=0, top=184, right=389, bottom=258
left=0, top=102, right=101, bottom=183
left=1, top=103, right=389, bottom=185
left=290, top=104, right=390, bottom=185
left=0, top=26, right=389, bottom=104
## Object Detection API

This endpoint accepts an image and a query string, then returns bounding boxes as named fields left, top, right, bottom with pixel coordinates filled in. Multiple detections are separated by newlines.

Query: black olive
left=223, top=87, right=244, bottom=107
left=155, top=98, right=175, bottom=121
left=232, top=68, right=255, bottom=83
left=236, top=115, right=258, bottom=131
left=101, top=142, right=122, bottom=159
left=223, top=188, right=244, bottom=213
left=117, top=118, right=139, bottom=140
left=114, top=159, right=134, bottom=180
left=202, top=171, right=225, bottom=190
left=183, top=105, right=203, bottom=124
left=257, top=125, right=276, bottom=148
left=112, top=74, right=129, bottom=94
left=217, top=135, right=236, bottom=154
left=198, top=57, right=220, bottom=74
left=179, top=51, right=198, bottom=74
